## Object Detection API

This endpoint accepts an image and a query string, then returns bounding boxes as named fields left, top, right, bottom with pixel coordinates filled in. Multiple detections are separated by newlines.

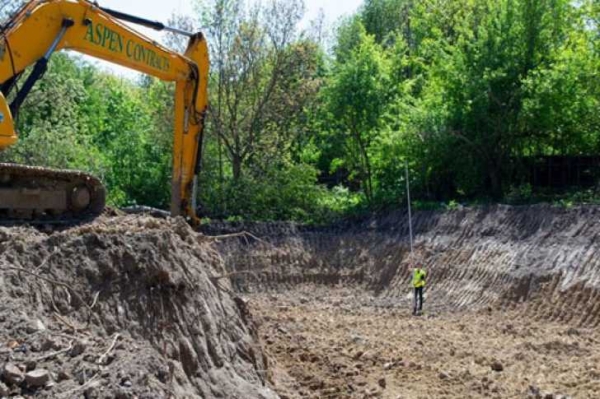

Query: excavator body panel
left=0, top=93, right=16, bottom=150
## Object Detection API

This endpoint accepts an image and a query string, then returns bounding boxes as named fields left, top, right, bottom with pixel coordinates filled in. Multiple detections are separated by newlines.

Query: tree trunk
left=364, top=152, right=374, bottom=204
left=489, top=167, right=502, bottom=200
left=232, top=154, right=242, bottom=181
left=352, top=126, right=374, bottom=204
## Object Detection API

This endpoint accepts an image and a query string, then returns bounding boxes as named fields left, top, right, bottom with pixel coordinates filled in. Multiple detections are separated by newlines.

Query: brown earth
left=0, top=215, right=276, bottom=398
left=201, top=205, right=600, bottom=398
left=250, top=287, right=596, bottom=399
left=0, top=205, right=598, bottom=398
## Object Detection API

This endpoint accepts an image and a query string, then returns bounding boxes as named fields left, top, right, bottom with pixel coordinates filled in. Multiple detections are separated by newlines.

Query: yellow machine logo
left=84, top=21, right=171, bottom=72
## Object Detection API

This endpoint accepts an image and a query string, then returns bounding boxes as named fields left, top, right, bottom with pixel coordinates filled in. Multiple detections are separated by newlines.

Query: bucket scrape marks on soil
left=251, top=287, right=599, bottom=399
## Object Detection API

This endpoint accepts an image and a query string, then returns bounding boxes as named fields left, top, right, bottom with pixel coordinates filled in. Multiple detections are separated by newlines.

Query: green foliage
left=0, top=54, right=172, bottom=209
left=505, top=183, right=534, bottom=204
left=9, top=54, right=94, bottom=170
left=316, top=0, right=600, bottom=209
left=316, top=185, right=363, bottom=219
left=361, top=0, right=413, bottom=47
left=321, top=25, right=392, bottom=203
left=1, top=0, right=599, bottom=223
left=199, top=160, right=350, bottom=223
left=521, top=32, right=600, bottom=155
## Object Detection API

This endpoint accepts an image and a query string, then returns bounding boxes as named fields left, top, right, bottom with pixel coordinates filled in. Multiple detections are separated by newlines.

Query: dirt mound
left=201, top=205, right=600, bottom=326
left=0, top=216, right=276, bottom=398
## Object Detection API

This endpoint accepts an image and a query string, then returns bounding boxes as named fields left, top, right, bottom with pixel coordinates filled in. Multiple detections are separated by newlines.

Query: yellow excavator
left=0, top=0, right=209, bottom=224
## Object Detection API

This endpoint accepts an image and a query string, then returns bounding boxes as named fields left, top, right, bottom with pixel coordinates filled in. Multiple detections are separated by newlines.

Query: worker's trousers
left=413, top=286, right=424, bottom=314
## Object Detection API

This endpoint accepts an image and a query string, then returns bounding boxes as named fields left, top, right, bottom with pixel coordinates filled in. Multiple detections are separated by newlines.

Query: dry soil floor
left=249, top=286, right=599, bottom=399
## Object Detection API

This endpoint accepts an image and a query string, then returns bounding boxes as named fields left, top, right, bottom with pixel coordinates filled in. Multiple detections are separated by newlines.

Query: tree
left=2, top=54, right=97, bottom=172
left=521, top=9, right=600, bottom=156
left=322, top=25, right=391, bottom=204
left=409, top=0, right=578, bottom=198
left=200, top=0, right=308, bottom=181
left=361, top=0, right=413, bottom=47
left=164, top=14, right=197, bottom=53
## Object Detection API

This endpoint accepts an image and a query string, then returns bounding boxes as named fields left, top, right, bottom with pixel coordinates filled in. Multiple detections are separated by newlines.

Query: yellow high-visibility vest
left=412, top=268, right=426, bottom=288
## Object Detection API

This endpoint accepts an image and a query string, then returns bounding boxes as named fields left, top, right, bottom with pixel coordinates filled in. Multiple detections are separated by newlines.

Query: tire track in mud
left=202, top=205, right=600, bottom=326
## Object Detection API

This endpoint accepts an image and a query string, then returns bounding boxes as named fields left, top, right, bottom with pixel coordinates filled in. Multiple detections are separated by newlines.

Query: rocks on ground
left=0, top=215, right=277, bottom=398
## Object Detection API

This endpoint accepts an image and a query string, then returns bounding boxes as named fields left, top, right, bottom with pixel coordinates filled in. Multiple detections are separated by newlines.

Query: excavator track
left=0, top=163, right=105, bottom=225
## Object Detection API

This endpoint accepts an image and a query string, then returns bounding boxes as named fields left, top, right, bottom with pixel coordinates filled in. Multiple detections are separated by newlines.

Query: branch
left=88, top=291, right=101, bottom=311
left=58, top=374, right=99, bottom=398
left=0, top=265, right=88, bottom=309
left=242, top=54, right=288, bottom=159
left=35, top=248, right=59, bottom=271
left=214, top=125, right=235, bottom=158
left=97, top=333, right=120, bottom=365
left=33, top=340, right=73, bottom=362
left=205, top=231, right=283, bottom=252
left=52, top=311, right=87, bottom=334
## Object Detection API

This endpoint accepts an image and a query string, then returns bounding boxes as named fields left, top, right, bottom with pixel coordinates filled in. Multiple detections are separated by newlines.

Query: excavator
left=0, top=0, right=209, bottom=224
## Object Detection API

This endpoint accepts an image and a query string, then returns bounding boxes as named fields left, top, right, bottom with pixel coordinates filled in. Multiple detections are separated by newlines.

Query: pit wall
left=201, top=205, right=600, bottom=327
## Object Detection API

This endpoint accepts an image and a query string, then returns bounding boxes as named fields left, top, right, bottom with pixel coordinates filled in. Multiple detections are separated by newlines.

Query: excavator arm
left=0, top=0, right=209, bottom=223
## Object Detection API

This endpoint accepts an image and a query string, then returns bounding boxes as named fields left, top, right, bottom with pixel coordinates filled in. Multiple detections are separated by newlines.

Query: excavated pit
left=1, top=205, right=599, bottom=398
left=200, top=205, right=600, bottom=398
left=202, top=205, right=600, bottom=326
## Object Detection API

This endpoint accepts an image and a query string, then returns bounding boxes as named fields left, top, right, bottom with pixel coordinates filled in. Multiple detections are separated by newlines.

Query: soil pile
left=0, top=216, right=276, bottom=398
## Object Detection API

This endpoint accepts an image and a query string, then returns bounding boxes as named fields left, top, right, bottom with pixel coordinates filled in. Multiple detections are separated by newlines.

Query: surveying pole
left=405, top=160, right=414, bottom=258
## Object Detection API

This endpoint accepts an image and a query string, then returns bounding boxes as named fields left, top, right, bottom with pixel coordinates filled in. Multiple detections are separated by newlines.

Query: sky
left=86, top=0, right=363, bottom=77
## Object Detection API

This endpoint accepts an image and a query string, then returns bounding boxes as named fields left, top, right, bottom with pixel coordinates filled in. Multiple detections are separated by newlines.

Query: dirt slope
left=202, top=205, right=600, bottom=326
left=0, top=216, right=276, bottom=398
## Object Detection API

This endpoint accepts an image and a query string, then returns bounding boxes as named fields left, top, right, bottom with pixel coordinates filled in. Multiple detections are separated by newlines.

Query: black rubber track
left=0, top=162, right=106, bottom=225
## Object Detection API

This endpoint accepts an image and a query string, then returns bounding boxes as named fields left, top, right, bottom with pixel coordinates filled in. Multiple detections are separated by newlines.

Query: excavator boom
left=0, top=0, right=209, bottom=223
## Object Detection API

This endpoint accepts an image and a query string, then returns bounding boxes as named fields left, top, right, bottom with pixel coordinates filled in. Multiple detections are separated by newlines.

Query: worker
left=412, top=264, right=427, bottom=315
